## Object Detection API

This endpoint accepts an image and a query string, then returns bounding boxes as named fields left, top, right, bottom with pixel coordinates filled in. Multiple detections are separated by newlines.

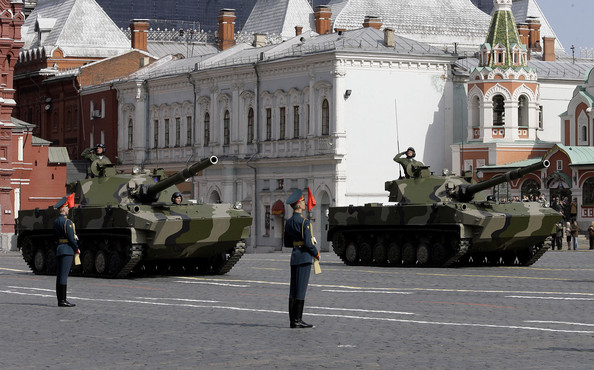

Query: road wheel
left=416, top=242, right=430, bottom=265
left=344, top=242, right=358, bottom=264
left=359, top=242, right=372, bottom=264
left=432, top=243, right=447, bottom=266
left=46, top=249, right=56, bottom=273
left=108, top=252, right=122, bottom=275
left=387, top=242, right=401, bottom=265
left=402, top=242, right=416, bottom=265
left=82, top=250, right=95, bottom=274
left=373, top=242, right=387, bottom=264
left=332, top=232, right=346, bottom=255
left=33, top=249, right=46, bottom=272
left=95, top=250, right=107, bottom=275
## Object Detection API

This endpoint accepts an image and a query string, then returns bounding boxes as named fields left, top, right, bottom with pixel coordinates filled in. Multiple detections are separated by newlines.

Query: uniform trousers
left=56, top=254, right=73, bottom=285
left=289, top=263, right=311, bottom=300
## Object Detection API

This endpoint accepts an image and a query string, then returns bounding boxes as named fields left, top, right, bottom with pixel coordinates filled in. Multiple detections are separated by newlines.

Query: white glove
left=313, top=237, right=317, bottom=245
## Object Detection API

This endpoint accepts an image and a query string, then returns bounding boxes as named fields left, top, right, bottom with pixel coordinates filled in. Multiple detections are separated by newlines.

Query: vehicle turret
left=72, top=156, right=218, bottom=206
left=17, top=155, right=252, bottom=278
left=386, top=160, right=550, bottom=204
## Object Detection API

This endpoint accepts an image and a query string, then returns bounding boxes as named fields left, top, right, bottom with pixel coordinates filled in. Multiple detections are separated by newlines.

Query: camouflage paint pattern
left=16, top=156, right=253, bottom=277
left=327, top=161, right=562, bottom=266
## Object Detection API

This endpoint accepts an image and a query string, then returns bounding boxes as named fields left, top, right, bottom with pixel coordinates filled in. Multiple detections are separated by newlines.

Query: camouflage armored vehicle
left=327, top=160, right=562, bottom=267
left=17, top=156, right=252, bottom=278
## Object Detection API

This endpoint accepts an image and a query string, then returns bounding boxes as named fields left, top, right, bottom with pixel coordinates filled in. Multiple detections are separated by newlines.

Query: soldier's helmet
left=406, top=147, right=416, bottom=158
left=171, top=192, right=183, bottom=203
left=96, top=143, right=106, bottom=153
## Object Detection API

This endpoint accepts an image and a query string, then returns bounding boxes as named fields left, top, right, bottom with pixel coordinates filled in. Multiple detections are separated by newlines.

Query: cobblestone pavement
left=1, top=249, right=594, bottom=369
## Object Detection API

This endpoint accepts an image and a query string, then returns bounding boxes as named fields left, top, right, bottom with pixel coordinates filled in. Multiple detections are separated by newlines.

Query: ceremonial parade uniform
left=54, top=196, right=78, bottom=307
left=284, top=190, right=319, bottom=328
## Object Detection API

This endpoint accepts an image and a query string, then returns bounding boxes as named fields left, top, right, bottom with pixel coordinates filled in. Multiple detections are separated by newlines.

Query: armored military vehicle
left=17, top=156, right=252, bottom=278
left=327, top=160, right=562, bottom=267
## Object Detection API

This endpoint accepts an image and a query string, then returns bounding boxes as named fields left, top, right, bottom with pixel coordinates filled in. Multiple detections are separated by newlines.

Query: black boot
left=289, top=298, right=296, bottom=328
left=58, top=284, right=75, bottom=307
left=292, top=299, right=313, bottom=328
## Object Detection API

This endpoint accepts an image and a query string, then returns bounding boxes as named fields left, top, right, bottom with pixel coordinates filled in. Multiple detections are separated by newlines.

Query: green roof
left=483, top=6, right=525, bottom=69
left=478, top=158, right=541, bottom=171
left=548, top=144, right=594, bottom=166
left=48, top=147, right=71, bottom=164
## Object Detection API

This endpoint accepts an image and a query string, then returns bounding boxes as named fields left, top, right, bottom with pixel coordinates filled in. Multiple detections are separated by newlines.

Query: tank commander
left=171, top=192, right=183, bottom=205
left=393, top=147, right=425, bottom=178
left=81, top=144, right=112, bottom=177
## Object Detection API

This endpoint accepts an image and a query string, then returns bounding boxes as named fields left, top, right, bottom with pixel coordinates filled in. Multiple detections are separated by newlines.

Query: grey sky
left=537, top=0, right=594, bottom=52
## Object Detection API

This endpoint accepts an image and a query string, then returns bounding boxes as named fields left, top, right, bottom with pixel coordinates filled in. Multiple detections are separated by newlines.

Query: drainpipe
left=142, top=79, right=150, bottom=168
left=247, top=62, right=261, bottom=251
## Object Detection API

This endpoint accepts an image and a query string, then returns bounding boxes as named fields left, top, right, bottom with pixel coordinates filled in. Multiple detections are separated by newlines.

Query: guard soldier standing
left=284, top=189, right=319, bottom=328
left=54, top=196, right=79, bottom=307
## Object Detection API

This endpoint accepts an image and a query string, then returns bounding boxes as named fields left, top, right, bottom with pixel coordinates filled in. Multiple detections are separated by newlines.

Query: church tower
left=453, top=0, right=550, bottom=176
left=468, top=0, right=540, bottom=143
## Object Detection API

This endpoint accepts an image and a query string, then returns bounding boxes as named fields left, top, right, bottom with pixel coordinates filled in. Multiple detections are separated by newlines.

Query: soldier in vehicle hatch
left=393, top=147, right=425, bottom=178
left=171, top=192, right=183, bottom=205
left=81, top=143, right=111, bottom=177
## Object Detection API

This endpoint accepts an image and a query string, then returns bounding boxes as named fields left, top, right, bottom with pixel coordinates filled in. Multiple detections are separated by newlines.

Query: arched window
left=322, top=99, right=329, bottom=136
left=127, top=118, right=133, bottom=150
left=521, top=179, right=540, bottom=200
left=164, top=118, right=170, bottom=148
left=247, top=108, right=254, bottom=143
left=518, top=95, right=528, bottom=127
left=153, top=120, right=159, bottom=148
left=266, top=108, right=272, bottom=141
left=279, top=107, right=286, bottom=140
left=186, top=116, right=192, bottom=146
left=492, top=95, right=505, bottom=126
left=223, top=110, right=230, bottom=146
left=583, top=178, right=594, bottom=205
left=204, top=112, right=210, bottom=146
left=471, top=96, right=480, bottom=127
left=175, top=117, right=181, bottom=147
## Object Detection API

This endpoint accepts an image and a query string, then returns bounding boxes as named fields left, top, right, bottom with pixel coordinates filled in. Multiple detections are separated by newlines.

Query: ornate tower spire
left=480, top=0, right=526, bottom=68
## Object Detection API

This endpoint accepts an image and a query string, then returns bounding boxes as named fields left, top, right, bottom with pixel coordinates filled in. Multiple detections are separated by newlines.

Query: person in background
left=564, top=221, right=572, bottom=250
left=81, top=144, right=112, bottom=177
left=284, top=189, right=319, bottom=329
left=53, top=196, right=78, bottom=307
left=554, top=221, right=564, bottom=251
left=570, top=198, right=578, bottom=221
left=588, top=222, right=594, bottom=250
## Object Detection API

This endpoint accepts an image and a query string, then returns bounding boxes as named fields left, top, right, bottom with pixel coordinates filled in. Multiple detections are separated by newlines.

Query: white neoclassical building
left=114, top=26, right=458, bottom=251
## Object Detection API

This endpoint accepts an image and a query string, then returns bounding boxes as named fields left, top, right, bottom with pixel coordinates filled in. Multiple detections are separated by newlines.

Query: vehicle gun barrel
left=146, top=156, right=218, bottom=199
left=459, top=160, right=549, bottom=201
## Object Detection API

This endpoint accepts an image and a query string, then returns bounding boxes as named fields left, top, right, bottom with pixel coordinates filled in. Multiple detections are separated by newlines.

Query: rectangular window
left=175, top=117, right=181, bottom=147
left=279, top=107, right=286, bottom=140
left=164, top=118, right=170, bottom=147
left=266, top=108, right=272, bottom=141
left=186, top=116, right=192, bottom=146
left=293, top=106, right=299, bottom=138
left=154, top=120, right=159, bottom=148
left=538, top=105, right=543, bottom=129
left=556, top=160, right=563, bottom=171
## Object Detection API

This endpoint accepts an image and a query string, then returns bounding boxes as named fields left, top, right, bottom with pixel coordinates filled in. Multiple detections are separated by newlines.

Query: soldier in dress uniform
left=284, top=189, right=319, bottom=328
left=54, top=196, right=79, bottom=307
left=81, top=143, right=111, bottom=177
